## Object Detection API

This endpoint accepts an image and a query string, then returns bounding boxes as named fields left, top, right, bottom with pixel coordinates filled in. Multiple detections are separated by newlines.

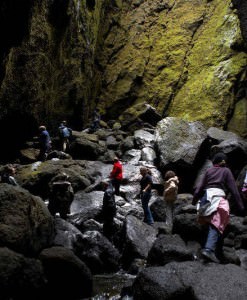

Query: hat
left=212, top=152, right=227, bottom=165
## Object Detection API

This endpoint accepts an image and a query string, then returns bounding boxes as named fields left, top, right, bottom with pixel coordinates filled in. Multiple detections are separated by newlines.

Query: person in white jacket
left=163, top=170, right=179, bottom=233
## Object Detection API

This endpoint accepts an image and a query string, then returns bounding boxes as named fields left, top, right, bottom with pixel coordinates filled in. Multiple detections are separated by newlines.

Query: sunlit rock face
left=97, top=0, right=247, bottom=136
left=0, top=0, right=246, bottom=161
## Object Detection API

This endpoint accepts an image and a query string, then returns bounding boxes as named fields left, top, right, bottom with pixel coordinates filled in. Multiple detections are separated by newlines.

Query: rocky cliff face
left=0, top=0, right=246, bottom=160
left=0, top=0, right=106, bottom=159
left=97, top=0, right=247, bottom=136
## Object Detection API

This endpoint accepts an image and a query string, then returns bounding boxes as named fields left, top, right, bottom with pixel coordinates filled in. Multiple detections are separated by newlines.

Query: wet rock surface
left=0, top=118, right=247, bottom=299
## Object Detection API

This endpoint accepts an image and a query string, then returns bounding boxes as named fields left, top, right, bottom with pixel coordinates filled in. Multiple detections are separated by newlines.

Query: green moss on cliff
left=227, top=98, right=247, bottom=138
left=168, top=0, right=247, bottom=128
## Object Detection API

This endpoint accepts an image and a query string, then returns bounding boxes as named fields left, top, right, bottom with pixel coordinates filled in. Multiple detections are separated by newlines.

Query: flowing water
left=91, top=271, right=136, bottom=300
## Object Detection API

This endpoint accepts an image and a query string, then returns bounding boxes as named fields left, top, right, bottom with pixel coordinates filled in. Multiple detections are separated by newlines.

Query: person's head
left=212, top=152, right=227, bottom=166
left=140, top=167, right=151, bottom=176
left=164, top=170, right=176, bottom=181
left=5, top=165, right=15, bottom=176
left=61, top=120, right=67, bottom=126
left=113, top=156, right=119, bottom=163
left=39, top=125, right=46, bottom=131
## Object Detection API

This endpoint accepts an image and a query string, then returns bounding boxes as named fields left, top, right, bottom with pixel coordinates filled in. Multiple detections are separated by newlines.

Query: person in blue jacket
left=38, top=125, right=51, bottom=161
left=58, top=120, right=72, bottom=152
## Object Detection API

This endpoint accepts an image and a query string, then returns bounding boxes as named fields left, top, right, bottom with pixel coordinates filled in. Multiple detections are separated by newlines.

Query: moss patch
left=168, top=0, right=247, bottom=128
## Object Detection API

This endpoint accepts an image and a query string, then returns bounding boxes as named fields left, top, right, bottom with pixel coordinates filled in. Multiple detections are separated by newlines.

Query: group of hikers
left=37, top=120, right=73, bottom=161
left=37, top=109, right=101, bottom=162
left=1, top=114, right=247, bottom=264
left=102, top=152, right=247, bottom=264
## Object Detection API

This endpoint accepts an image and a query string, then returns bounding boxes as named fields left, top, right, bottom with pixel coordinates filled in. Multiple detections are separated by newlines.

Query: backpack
left=59, top=126, right=71, bottom=138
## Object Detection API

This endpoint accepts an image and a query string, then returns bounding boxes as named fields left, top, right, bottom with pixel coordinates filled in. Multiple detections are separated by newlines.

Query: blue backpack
left=62, top=127, right=71, bottom=138
left=59, top=126, right=71, bottom=138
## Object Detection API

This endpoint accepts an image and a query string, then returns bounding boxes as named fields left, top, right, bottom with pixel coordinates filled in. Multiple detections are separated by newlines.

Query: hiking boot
left=201, top=249, right=219, bottom=263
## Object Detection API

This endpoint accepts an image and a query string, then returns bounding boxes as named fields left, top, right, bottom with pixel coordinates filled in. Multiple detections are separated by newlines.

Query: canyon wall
left=0, top=0, right=246, bottom=160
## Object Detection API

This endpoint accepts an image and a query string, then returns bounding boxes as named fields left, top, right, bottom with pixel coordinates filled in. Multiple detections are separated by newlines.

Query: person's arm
left=225, top=168, right=245, bottom=211
left=143, top=176, right=152, bottom=192
left=143, top=183, right=151, bottom=192
left=175, top=176, right=179, bottom=186
left=110, top=164, right=117, bottom=178
left=165, top=180, right=176, bottom=193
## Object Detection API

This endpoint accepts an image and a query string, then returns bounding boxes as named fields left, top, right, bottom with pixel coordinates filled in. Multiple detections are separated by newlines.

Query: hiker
left=192, top=152, right=245, bottom=263
left=58, top=120, right=72, bottom=152
left=139, top=167, right=154, bottom=226
left=102, top=180, right=116, bottom=241
left=48, top=173, right=74, bottom=220
left=38, top=125, right=51, bottom=161
left=163, top=170, right=179, bottom=233
left=1, top=165, right=18, bottom=186
left=109, top=156, right=123, bottom=196
left=90, top=109, right=101, bottom=132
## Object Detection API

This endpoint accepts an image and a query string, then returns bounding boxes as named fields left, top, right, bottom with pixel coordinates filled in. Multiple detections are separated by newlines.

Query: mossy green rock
left=168, top=0, right=247, bottom=129
left=98, top=0, right=247, bottom=133
left=228, top=98, right=247, bottom=138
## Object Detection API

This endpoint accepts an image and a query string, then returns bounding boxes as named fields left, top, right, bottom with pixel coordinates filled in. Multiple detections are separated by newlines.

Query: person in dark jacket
left=193, top=152, right=245, bottom=263
left=48, top=173, right=74, bottom=220
left=110, top=157, right=123, bottom=196
left=102, top=180, right=116, bottom=241
left=1, top=165, right=18, bottom=186
left=90, top=109, right=101, bottom=132
left=38, top=125, right=51, bottom=161
left=58, top=120, right=72, bottom=152
left=140, top=167, right=154, bottom=226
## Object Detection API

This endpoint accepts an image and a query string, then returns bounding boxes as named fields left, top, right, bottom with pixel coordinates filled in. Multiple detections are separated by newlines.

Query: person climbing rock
left=89, top=109, right=101, bottom=133
left=139, top=167, right=154, bottom=226
left=38, top=125, right=51, bottom=161
left=193, top=152, right=245, bottom=263
left=163, top=170, right=179, bottom=233
left=102, top=179, right=116, bottom=242
left=48, top=173, right=74, bottom=220
left=58, top=120, right=72, bottom=152
left=109, top=156, right=123, bottom=196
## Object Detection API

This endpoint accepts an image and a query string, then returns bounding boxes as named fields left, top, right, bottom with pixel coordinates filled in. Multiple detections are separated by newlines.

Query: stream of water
left=91, top=271, right=136, bottom=300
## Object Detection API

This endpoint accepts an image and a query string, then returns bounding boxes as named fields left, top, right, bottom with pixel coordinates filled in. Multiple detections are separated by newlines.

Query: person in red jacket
left=110, top=157, right=123, bottom=196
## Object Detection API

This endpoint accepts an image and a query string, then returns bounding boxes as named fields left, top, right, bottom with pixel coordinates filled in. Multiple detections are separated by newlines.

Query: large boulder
left=39, top=246, right=92, bottom=299
left=77, top=230, right=121, bottom=274
left=69, top=190, right=104, bottom=230
left=15, top=160, right=92, bottom=197
left=118, top=104, right=162, bottom=131
left=132, top=261, right=247, bottom=299
left=155, top=117, right=207, bottom=170
left=69, top=132, right=107, bottom=160
left=0, top=184, right=54, bottom=255
left=121, top=215, right=158, bottom=269
left=0, top=247, right=46, bottom=300
left=147, top=234, right=194, bottom=266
